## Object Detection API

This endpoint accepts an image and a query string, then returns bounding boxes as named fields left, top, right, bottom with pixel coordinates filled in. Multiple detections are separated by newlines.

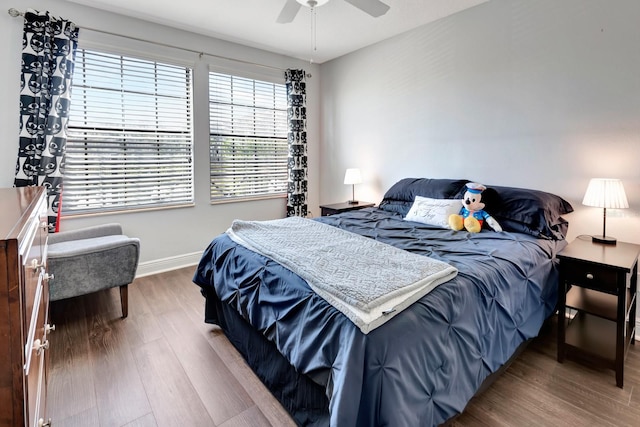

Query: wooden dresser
left=0, top=187, right=52, bottom=427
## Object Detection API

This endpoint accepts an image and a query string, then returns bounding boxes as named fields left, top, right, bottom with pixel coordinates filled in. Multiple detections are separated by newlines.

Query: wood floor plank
left=135, top=271, right=192, bottom=316
left=121, top=412, right=158, bottom=427
left=218, top=405, right=272, bottom=427
left=492, top=370, right=616, bottom=426
left=448, top=411, right=495, bottom=427
left=200, top=326, right=297, bottom=427
left=47, top=298, right=97, bottom=422
left=517, top=347, right=634, bottom=402
left=461, top=375, right=572, bottom=426
left=121, top=309, right=164, bottom=347
left=131, top=337, right=215, bottom=427
left=629, top=385, right=639, bottom=407
left=86, top=297, right=152, bottom=427
left=517, top=325, right=639, bottom=409
left=505, top=355, right=640, bottom=425
left=160, top=308, right=255, bottom=425
left=49, top=407, right=100, bottom=427
left=119, top=281, right=165, bottom=346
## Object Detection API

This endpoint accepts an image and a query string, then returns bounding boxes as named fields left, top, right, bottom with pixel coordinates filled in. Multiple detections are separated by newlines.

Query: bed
left=193, top=178, right=574, bottom=426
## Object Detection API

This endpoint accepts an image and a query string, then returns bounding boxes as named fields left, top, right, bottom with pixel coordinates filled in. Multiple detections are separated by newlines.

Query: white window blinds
left=209, top=72, right=288, bottom=202
left=64, top=49, right=193, bottom=214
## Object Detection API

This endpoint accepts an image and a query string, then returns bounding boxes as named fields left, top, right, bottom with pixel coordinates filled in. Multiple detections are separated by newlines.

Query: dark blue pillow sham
left=379, top=178, right=469, bottom=217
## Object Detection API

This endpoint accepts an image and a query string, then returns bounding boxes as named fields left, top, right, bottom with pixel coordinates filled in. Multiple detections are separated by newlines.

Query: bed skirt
left=202, top=285, right=544, bottom=427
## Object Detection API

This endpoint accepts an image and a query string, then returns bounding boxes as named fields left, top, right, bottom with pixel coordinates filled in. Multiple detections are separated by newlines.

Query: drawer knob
left=31, top=258, right=44, bottom=272
left=44, top=273, right=54, bottom=282
left=586, top=273, right=594, bottom=280
left=38, top=418, right=52, bottom=427
left=45, top=324, right=56, bottom=334
left=33, top=339, right=49, bottom=355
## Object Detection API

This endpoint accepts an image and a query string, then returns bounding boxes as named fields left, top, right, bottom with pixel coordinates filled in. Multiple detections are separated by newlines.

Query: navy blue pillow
left=473, top=185, right=574, bottom=240
left=379, top=178, right=469, bottom=217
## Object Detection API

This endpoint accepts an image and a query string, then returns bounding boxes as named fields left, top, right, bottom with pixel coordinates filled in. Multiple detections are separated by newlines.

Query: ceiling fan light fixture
left=296, top=0, right=330, bottom=8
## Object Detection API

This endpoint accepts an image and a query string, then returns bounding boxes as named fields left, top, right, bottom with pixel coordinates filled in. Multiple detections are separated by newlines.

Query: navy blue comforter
left=193, top=208, right=566, bottom=426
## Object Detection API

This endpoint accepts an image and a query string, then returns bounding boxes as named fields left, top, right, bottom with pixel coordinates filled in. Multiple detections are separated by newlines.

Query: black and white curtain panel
left=14, top=9, right=79, bottom=232
left=285, top=69, right=308, bottom=218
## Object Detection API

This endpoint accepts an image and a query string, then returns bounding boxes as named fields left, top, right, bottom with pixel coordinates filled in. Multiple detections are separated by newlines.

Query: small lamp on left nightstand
left=344, top=168, right=362, bottom=205
left=582, top=178, right=629, bottom=245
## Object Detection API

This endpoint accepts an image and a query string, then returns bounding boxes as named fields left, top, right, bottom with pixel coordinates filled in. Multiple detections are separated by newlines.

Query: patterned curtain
left=14, top=9, right=79, bottom=232
left=285, top=69, right=308, bottom=217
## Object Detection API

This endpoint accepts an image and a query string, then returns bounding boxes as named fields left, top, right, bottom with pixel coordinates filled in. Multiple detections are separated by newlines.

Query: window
left=64, top=49, right=193, bottom=214
left=209, top=72, right=288, bottom=202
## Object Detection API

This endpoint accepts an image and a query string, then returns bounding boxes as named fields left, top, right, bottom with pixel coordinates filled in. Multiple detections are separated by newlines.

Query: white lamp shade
left=582, top=178, right=629, bottom=209
left=344, top=168, right=362, bottom=185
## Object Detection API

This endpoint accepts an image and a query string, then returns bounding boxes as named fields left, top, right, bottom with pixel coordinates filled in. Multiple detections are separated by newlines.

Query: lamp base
left=592, top=235, right=617, bottom=245
left=347, top=200, right=359, bottom=205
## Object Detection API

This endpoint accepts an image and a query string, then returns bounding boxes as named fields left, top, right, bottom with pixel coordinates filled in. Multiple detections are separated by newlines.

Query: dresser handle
left=45, top=324, right=56, bottom=334
left=38, top=418, right=52, bottom=427
left=44, top=273, right=54, bottom=282
left=586, top=273, right=594, bottom=280
left=33, top=339, right=49, bottom=356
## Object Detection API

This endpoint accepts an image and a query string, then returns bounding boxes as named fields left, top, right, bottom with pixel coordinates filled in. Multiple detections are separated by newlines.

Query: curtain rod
left=7, top=7, right=311, bottom=77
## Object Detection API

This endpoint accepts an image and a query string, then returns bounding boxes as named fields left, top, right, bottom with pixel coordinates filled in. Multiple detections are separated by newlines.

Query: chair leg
left=120, top=284, right=128, bottom=318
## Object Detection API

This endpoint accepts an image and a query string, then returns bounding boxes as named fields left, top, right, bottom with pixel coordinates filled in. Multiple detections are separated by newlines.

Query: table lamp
left=582, top=178, right=629, bottom=244
left=344, top=168, right=362, bottom=205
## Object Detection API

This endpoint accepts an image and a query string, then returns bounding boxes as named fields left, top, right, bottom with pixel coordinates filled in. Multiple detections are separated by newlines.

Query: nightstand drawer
left=563, top=261, right=619, bottom=294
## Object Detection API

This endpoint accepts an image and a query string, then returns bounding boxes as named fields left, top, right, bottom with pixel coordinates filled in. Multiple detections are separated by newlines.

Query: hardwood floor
left=47, top=267, right=640, bottom=426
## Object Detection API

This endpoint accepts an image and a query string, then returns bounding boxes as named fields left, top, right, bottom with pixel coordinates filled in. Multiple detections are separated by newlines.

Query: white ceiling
left=63, top=0, right=489, bottom=63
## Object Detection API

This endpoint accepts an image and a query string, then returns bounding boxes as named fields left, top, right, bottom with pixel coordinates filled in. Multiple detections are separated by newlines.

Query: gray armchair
left=47, top=223, right=140, bottom=318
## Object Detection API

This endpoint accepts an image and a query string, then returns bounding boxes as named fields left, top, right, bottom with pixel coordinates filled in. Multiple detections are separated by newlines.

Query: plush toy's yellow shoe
left=463, top=216, right=482, bottom=233
left=448, top=214, right=464, bottom=231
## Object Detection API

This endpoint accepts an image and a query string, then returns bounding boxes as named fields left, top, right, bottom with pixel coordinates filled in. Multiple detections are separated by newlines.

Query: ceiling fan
left=276, top=0, right=390, bottom=24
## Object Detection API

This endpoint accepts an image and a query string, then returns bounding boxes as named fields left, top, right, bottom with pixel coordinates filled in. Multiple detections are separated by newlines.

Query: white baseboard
left=135, top=251, right=202, bottom=278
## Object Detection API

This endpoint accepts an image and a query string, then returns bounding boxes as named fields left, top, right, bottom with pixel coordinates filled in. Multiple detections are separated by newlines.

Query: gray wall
left=0, top=0, right=320, bottom=275
left=319, top=0, right=640, bottom=245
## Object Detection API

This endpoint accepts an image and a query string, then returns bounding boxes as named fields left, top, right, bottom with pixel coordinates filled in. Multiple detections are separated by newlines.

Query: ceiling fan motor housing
left=296, top=0, right=330, bottom=8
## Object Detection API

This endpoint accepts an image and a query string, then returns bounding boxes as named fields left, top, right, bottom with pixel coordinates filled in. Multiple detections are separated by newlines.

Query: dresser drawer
left=26, top=336, right=46, bottom=427
left=23, top=259, right=44, bottom=350
left=24, top=273, right=45, bottom=373
left=25, top=273, right=49, bottom=427
left=562, top=260, right=619, bottom=294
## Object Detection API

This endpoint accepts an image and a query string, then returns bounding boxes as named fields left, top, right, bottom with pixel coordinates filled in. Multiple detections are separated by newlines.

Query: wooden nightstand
left=556, top=236, right=640, bottom=388
left=319, top=202, right=375, bottom=216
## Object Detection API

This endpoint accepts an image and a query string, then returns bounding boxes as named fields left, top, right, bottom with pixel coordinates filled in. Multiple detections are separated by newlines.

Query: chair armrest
left=48, top=235, right=140, bottom=259
left=49, top=223, right=123, bottom=245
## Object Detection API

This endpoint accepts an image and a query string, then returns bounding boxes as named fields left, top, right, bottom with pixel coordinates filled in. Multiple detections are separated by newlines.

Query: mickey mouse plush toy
left=448, top=182, right=502, bottom=233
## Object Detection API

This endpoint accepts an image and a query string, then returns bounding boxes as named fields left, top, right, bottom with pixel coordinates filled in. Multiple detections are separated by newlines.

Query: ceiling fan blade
left=276, top=0, right=303, bottom=23
left=343, top=0, right=390, bottom=17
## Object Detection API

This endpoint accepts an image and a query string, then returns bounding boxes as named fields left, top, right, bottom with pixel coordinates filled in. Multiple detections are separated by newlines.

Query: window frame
left=208, top=64, right=289, bottom=204
left=62, top=42, right=195, bottom=216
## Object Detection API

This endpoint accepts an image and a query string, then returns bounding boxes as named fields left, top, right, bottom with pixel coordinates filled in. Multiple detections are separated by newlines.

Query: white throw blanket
left=226, top=217, right=458, bottom=334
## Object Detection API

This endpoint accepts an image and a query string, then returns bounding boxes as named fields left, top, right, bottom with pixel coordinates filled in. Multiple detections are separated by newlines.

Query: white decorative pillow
left=404, top=196, right=461, bottom=228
